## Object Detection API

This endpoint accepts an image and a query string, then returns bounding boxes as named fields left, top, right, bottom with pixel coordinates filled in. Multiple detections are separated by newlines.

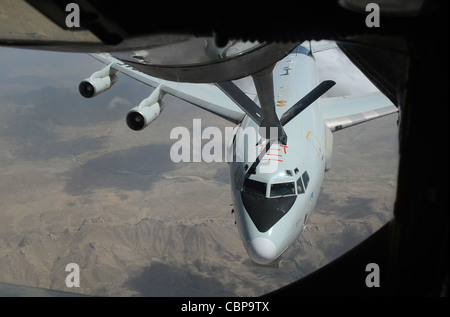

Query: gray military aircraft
left=79, top=40, right=397, bottom=266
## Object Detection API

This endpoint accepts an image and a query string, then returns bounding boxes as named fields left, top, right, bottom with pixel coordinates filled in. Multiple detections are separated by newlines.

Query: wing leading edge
left=321, top=92, right=398, bottom=132
left=88, top=53, right=246, bottom=124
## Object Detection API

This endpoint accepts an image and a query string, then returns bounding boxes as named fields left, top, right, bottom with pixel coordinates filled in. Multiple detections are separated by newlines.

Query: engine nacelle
left=126, top=101, right=164, bottom=131
left=126, top=85, right=165, bottom=131
left=79, top=65, right=118, bottom=98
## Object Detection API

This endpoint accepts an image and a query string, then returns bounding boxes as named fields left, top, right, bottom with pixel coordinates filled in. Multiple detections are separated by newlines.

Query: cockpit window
left=302, top=171, right=310, bottom=189
left=270, top=182, right=296, bottom=197
left=242, top=178, right=267, bottom=197
left=296, top=178, right=305, bottom=194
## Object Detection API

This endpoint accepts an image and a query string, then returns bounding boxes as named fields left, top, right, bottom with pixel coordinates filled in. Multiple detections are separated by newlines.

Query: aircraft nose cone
left=249, top=237, right=277, bottom=265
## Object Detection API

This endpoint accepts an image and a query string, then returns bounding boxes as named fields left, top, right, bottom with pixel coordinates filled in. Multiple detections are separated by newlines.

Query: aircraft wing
left=310, top=41, right=338, bottom=53
left=321, top=91, right=398, bottom=132
left=88, top=53, right=246, bottom=124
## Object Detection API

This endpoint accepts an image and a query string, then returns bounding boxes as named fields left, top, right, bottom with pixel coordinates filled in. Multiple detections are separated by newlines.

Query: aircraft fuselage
left=229, top=45, right=328, bottom=265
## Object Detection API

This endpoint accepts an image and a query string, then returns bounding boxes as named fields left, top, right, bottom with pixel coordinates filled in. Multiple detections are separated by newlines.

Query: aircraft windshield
left=270, top=182, right=296, bottom=198
left=242, top=178, right=267, bottom=197
left=297, top=178, right=305, bottom=194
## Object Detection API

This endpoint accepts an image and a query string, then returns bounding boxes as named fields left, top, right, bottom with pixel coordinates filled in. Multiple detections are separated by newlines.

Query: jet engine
left=79, top=65, right=118, bottom=98
left=126, top=85, right=165, bottom=131
left=126, top=101, right=164, bottom=131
